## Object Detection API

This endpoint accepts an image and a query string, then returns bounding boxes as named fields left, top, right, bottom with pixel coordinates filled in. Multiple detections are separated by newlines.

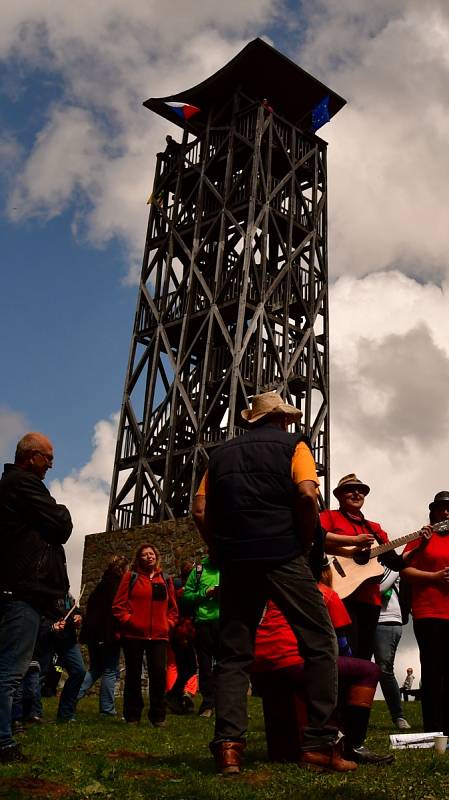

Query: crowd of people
left=1, top=394, right=449, bottom=778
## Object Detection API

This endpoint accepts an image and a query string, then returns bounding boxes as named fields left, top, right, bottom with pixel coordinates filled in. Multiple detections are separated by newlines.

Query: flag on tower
left=164, top=102, right=201, bottom=121
left=311, top=96, right=330, bottom=132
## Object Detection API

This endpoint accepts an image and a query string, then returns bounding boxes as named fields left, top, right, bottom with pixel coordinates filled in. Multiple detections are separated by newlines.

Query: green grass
left=1, top=698, right=448, bottom=800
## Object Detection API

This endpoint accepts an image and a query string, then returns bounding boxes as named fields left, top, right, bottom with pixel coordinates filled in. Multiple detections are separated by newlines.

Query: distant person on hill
left=400, top=668, right=415, bottom=701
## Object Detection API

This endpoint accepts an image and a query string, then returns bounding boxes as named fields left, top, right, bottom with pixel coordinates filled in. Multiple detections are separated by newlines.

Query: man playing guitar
left=321, top=474, right=407, bottom=660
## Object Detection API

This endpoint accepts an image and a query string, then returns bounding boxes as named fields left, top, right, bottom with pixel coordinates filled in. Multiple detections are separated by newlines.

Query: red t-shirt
left=404, top=534, right=449, bottom=620
left=320, top=509, right=389, bottom=606
left=253, top=584, right=350, bottom=672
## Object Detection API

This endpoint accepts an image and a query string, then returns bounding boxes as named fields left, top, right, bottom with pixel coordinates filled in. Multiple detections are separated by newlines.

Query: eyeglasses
left=33, top=451, right=54, bottom=466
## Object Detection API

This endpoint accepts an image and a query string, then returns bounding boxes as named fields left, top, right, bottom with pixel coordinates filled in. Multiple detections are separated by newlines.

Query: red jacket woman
left=113, top=543, right=178, bottom=726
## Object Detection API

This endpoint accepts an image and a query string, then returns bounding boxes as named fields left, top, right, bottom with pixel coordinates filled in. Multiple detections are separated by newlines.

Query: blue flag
left=311, top=96, right=330, bottom=132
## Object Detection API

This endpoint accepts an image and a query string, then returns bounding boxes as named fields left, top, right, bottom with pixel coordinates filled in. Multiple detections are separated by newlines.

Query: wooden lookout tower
left=107, top=38, right=346, bottom=530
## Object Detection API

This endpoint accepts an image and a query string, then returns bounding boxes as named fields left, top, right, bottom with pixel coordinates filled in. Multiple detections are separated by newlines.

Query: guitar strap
left=362, top=518, right=386, bottom=547
left=339, top=510, right=385, bottom=546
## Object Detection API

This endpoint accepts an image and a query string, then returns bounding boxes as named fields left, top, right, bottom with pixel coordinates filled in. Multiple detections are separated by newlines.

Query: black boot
left=343, top=705, right=394, bottom=765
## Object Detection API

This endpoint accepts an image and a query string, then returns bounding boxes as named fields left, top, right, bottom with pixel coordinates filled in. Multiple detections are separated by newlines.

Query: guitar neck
left=370, top=529, right=422, bottom=559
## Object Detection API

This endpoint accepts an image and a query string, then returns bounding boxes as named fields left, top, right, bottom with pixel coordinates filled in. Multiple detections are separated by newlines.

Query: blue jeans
left=56, top=643, right=85, bottom=720
left=77, top=643, right=120, bottom=715
left=373, top=623, right=404, bottom=722
left=0, top=600, right=40, bottom=747
left=12, top=666, right=41, bottom=721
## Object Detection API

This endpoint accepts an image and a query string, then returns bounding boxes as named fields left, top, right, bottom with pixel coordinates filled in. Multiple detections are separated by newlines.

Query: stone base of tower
left=81, top=517, right=204, bottom=600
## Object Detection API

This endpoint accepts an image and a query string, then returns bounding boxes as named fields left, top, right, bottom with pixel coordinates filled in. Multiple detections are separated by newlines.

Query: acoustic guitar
left=329, top=519, right=449, bottom=599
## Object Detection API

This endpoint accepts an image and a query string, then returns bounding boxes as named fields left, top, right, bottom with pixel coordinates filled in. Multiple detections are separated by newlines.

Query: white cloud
left=0, top=134, right=21, bottom=178
left=2, top=1, right=279, bottom=275
left=50, top=413, right=118, bottom=595
left=8, top=106, right=108, bottom=223
left=0, top=407, right=29, bottom=463
left=330, top=272, right=449, bottom=683
left=330, top=271, right=449, bottom=531
left=293, top=0, right=449, bottom=280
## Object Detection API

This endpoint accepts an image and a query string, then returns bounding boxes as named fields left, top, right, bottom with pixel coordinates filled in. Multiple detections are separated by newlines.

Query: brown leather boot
left=301, top=744, right=357, bottom=773
left=210, top=740, right=245, bottom=776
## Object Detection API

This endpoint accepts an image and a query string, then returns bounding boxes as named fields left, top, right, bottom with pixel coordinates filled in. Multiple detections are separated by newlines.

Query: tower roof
left=144, top=37, right=345, bottom=132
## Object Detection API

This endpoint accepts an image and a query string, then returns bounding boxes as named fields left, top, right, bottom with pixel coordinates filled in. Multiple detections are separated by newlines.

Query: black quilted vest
left=207, top=423, right=308, bottom=564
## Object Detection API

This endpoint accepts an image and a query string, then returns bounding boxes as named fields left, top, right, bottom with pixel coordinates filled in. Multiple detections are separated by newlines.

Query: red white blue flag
left=165, top=101, right=200, bottom=120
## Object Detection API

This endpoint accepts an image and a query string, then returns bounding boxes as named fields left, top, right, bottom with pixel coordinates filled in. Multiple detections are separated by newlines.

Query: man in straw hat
left=320, top=474, right=406, bottom=663
left=193, top=391, right=352, bottom=775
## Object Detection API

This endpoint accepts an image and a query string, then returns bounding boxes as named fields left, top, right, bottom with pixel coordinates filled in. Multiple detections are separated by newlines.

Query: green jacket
left=183, top=557, right=220, bottom=623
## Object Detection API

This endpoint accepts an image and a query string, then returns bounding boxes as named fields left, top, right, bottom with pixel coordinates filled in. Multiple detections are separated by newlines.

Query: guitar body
left=329, top=551, right=384, bottom=600
left=327, top=520, right=449, bottom=600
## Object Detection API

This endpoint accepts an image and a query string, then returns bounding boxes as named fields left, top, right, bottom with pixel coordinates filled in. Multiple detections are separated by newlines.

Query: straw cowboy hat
left=241, top=391, right=302, bottom=424
left=333, top=473, right=370, bottom=499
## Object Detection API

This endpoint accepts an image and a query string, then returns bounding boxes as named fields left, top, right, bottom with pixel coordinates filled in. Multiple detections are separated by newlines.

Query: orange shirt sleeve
left=195, top=470, right=209, bottom=496
left=291, top=442, right=319, bottom=486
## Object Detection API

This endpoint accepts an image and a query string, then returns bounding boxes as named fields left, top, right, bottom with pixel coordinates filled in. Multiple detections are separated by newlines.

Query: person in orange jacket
left=112, top=543, right=177, bottom=726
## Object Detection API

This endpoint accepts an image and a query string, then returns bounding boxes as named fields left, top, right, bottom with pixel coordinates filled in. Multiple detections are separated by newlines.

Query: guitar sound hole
left=353, top=550, right=370, bottom=565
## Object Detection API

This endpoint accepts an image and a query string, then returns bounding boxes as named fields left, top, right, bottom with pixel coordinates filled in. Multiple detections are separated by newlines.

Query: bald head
left=15, top=432, right=54, bottom=479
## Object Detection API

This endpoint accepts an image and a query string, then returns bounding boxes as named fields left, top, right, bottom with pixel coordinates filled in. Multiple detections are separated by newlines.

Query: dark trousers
left=214, top=555, right=338, bottom=745
left=343, top=599, right=381, bottom=660
left=400, top=688, right=420, bottom=701
left=168, top=640, right=197, bottom=699
left=122, top=639, right=167, bottom=723
left=414, top=618, right=449, bottom=733
left=195, top=620, right=220, bottom=711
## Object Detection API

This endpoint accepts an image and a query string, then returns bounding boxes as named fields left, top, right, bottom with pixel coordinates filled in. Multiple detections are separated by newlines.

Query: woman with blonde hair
left=113, top=543, right=178, bottom=726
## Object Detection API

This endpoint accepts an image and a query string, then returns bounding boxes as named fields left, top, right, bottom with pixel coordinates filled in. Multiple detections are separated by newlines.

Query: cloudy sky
left=2, top=0, right=449, bottom=684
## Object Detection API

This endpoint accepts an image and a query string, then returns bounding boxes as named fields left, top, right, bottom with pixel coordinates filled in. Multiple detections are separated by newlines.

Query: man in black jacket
left=0, top=432, right=72, bottom=761
left=193, top=392, right=345, bottom=775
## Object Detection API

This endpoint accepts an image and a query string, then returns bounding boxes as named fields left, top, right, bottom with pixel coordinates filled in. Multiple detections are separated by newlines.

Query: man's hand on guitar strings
left=352, top=532, right=375, bottom=549
left=418, top=525, right=433, bottom=546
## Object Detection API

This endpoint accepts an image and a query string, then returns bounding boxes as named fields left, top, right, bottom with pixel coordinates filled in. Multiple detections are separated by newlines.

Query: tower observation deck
left=107, top=38, right=346, bottom=529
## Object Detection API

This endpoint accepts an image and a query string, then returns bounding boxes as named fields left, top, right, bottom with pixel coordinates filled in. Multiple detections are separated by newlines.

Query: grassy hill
left=0, top=696, right=447, bottom=799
